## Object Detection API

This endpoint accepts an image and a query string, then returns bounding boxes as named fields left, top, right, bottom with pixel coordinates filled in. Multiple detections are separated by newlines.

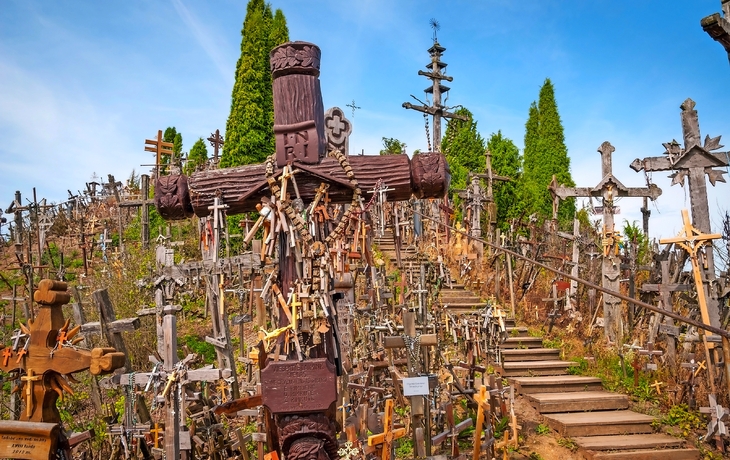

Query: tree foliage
left=220, top=0, right=289, bottom=168
left=520, top=79, right=575, bottom=226
left=184, top=138, right=209, bottom=176
left=487, top=131, right=521, bottom=230
left=379, top=137, right=406, bottom=155
left=441, top=107, right=485, bottom=192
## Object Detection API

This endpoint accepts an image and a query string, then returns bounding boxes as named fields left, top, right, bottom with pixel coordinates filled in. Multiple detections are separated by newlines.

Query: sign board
left=591, top=206, right=620, bottom=215
left=0, top=421, right=59, bottom=460
left=261, top=358, right=337, bottom=414
left=402, top=377, right=430, bottom=396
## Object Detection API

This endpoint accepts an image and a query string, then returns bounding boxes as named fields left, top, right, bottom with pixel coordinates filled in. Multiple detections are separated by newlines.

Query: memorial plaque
left=261, top=358, right=337, bottom=414
left=0, top=421, right=60, bottom=460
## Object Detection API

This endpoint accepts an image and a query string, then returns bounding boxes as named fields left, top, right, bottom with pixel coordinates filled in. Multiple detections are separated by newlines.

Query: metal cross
left=346, top=99, right=361, bottom=118
left=207, top=129, right=225, bottom=165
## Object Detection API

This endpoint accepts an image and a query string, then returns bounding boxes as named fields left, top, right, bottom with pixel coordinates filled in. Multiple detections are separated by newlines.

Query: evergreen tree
left=441, top=107, right=485, bottom=192
left=221, top=0, right=289, bottom=168
left=184, top=138, right=209, bottom=175
left=379, top=137, right=406, bottom=155
left=519, top=79, right=575, bottom=225
left=487, top=131, right=521, bottom=230
left=162, top=127, right=183, bottom=174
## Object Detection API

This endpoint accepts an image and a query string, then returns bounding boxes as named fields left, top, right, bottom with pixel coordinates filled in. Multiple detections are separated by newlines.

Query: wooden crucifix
left=402, top=39, right=467, bottom=153
left=207, top=129, right=224, bottom=167
left=631, top=98, right=728, bottom=328
left=550, top=141, right=662, bottom=343
left=702, top=0, right=730, bottom=64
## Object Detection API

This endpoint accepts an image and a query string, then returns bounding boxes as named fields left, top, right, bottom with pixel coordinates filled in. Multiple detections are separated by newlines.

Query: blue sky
left=0, top=1, right=728, bottom=241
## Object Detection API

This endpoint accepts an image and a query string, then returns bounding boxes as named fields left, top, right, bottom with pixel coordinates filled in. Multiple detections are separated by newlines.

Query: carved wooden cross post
left=702, top=0, right=730, bottom=64
left=0, top=280, right=125, bottom=423
left=631, top=98, right=728, bottom=328
left=551, top=141, right=662, bottom=343
left=154, top=40, right=450, bottom=460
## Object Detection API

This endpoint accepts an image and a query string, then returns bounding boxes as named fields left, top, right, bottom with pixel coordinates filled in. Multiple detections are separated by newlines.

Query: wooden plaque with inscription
left=0, top=421, right=59, bottom=460
left=260, top=358, right=336, bottom=414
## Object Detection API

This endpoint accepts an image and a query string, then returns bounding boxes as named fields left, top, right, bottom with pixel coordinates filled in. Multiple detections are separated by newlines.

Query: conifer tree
left=184, top=138, right=209, bottom=175
left=220, top=0, right=289, bottom=168
left=519, top=79, right=575, bottom=225
left=487, top=131, right=521, bottom=229
left=441, top=107, right=485, bottom=192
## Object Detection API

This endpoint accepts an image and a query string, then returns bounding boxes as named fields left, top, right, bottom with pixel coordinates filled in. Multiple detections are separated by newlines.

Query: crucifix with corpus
left=207, top=129, right=224, bottom=168
left=550, top=141, right=662, bottom=343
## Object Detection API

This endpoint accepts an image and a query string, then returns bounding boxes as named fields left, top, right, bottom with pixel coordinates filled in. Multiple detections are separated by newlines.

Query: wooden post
left=163, top=305, right=180, bottom=460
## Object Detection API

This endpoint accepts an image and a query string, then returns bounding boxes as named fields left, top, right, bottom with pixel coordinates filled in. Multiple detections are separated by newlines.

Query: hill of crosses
left=1, top=3, right=730, bottom=460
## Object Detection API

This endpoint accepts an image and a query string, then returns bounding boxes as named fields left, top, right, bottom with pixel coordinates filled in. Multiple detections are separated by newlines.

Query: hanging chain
left=423, top=114, right=432, bottom=152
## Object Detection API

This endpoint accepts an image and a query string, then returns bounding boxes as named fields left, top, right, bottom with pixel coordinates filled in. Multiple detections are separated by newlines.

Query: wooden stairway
left=505, top=336, right=700, bottom=459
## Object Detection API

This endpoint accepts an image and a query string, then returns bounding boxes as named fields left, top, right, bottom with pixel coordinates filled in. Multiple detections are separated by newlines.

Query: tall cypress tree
left=487, top=131, right=521, bottom=230
left=220, top=0, right=289, bottom=168
left=519, top=79, right=575, bottom=225
left=441, top=107, right=485, bottom=192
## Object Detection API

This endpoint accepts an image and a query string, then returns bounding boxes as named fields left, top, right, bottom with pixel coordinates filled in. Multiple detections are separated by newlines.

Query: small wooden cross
left=472, top=385, right=495, bottom=460
left=21, top=368, right=43, bottom=417
left=650, top=380, right=665, bottom=395
left=150, top=422, right=164, bottom=449
left=367, top=399, right=406, bottom=460
left=1, top=347, right=11, bottom=366
left=290, top=293, right=302, bottom=332
left=217, top=379, right=229, bottom=403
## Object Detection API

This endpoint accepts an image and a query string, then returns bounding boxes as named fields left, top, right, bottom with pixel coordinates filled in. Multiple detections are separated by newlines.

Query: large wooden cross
left=0, top=280, right=125, bottom=423
left=631, top=98, right=728, bottom=328
left=367, top=399, right=406, bottom=460
left=702, top=0, right=730, bottom=64
left=550, top=141, right=661, bottom=342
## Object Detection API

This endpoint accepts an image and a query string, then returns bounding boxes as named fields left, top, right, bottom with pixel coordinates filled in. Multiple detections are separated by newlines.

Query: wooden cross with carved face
left=0, top=279, right=126, bottom=423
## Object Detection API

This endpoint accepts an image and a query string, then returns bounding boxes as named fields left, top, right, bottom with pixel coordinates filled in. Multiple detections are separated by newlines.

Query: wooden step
left=574, top=434, right=685, bottom=451
left=583, top=448, right=699, bottom=460
left=442, top=302, right=491, bottom=309
left=543, top=410, right=655, bottom=437
left=525, top=391, right=628, bottom=413
left=438, top=296, right=483, bottom=304
left=499, top=360, right=578, bottom=377
left=505, top=326, right=529, bottom=337
left=501, top=348, right=560, bottom=362
left=501, top=336, right=544, bottom=349
left=510, top=375, right=604, bottom=394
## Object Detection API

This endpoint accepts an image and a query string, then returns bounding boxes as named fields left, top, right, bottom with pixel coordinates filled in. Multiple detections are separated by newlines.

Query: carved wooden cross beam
left=702, top=0, right=730, bottom=64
